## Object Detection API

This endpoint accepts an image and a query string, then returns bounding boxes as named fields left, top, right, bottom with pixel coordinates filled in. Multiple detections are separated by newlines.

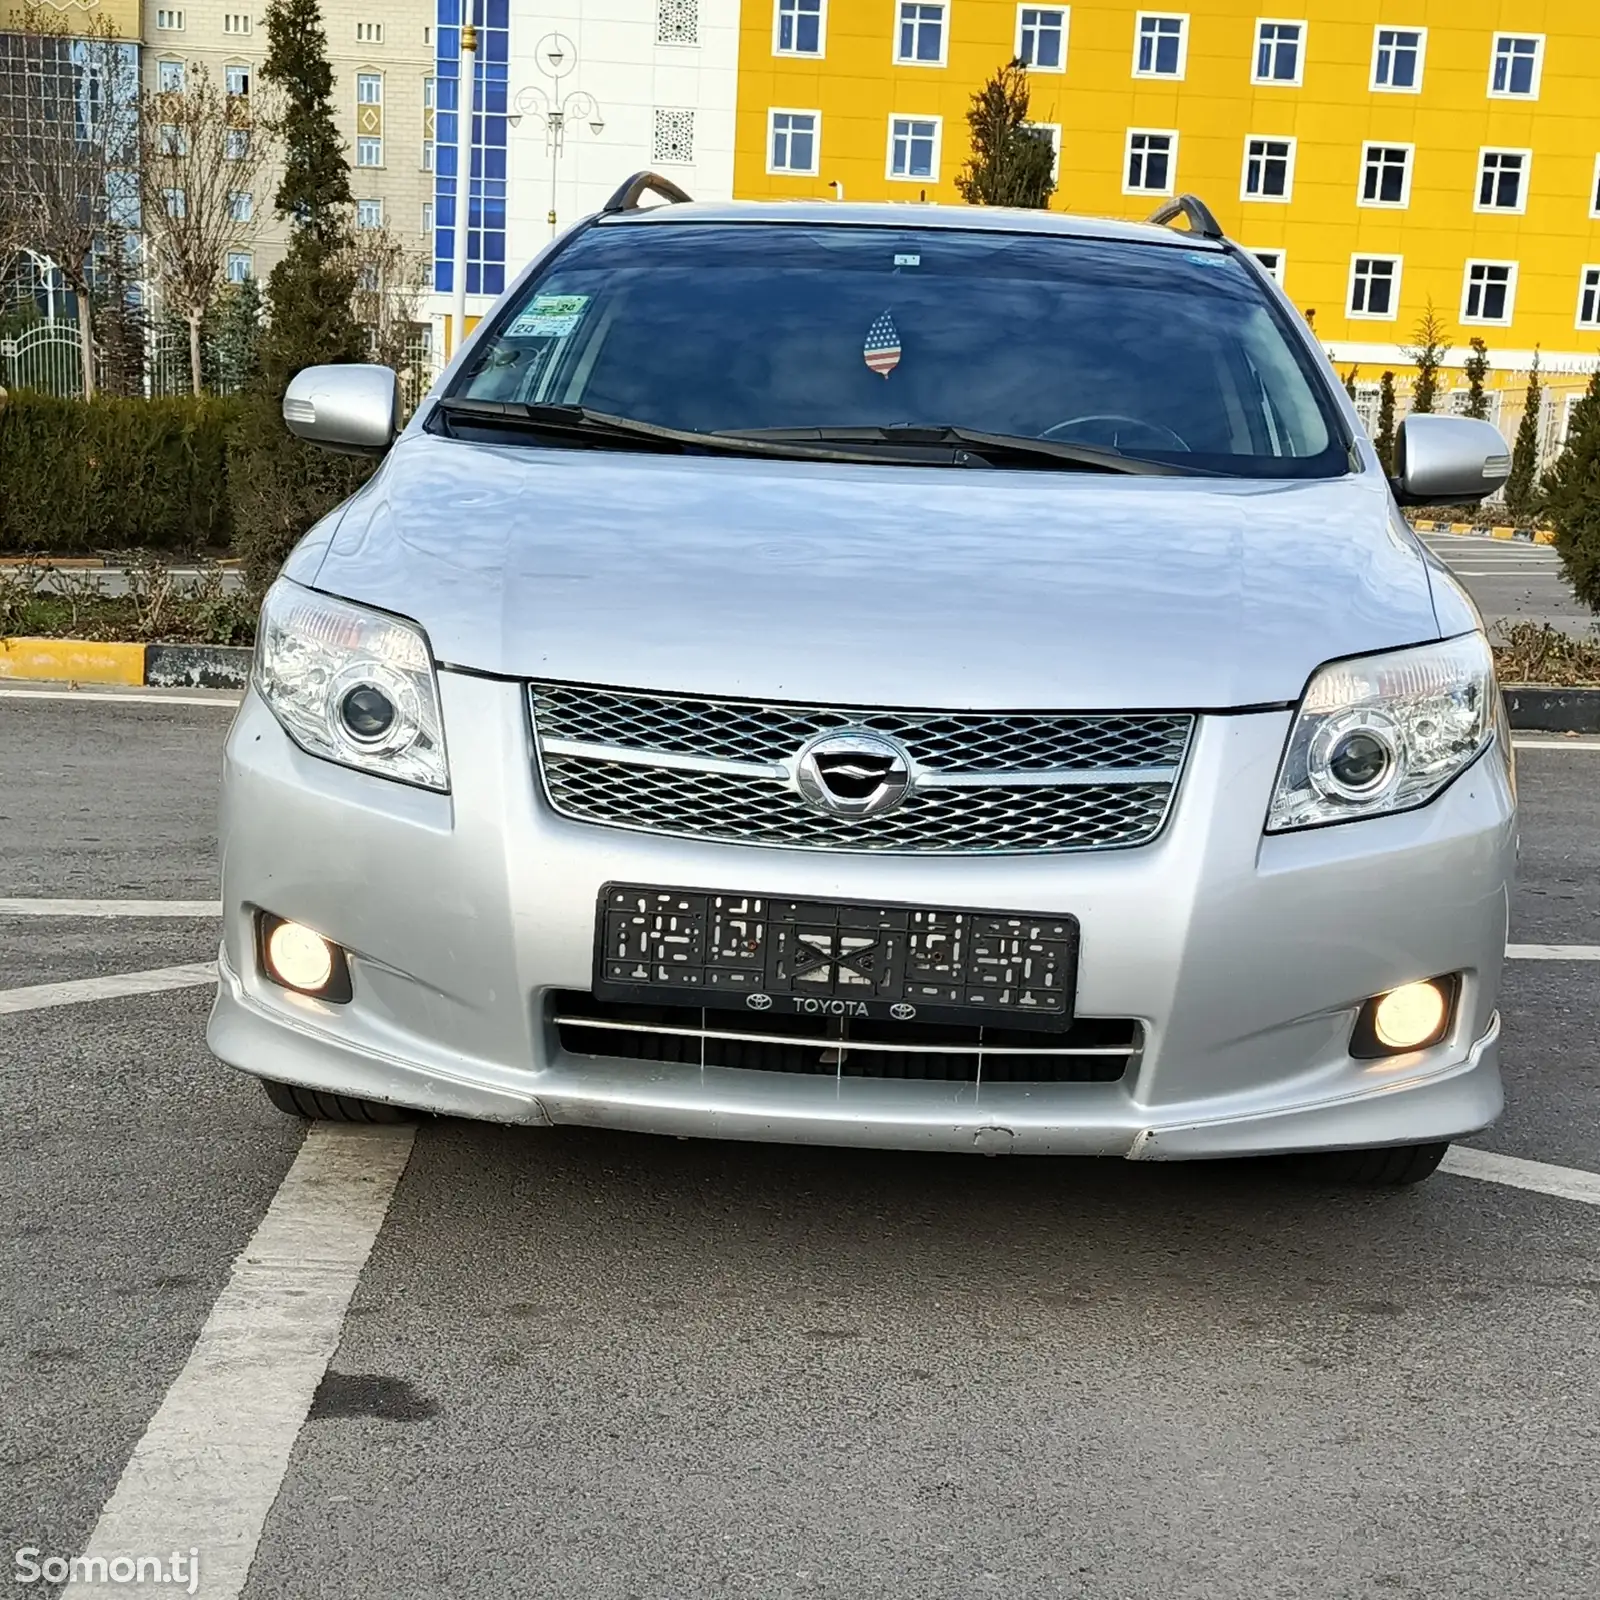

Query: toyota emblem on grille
left=794, top=731, right=913, bottom=818
left=890, top=1002, right=917, bottom=1021
left=746, top=993, right=773, bottom=1011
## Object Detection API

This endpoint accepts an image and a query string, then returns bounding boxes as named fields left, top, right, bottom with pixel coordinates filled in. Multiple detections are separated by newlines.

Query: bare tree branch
left=139, top=61, right=279, bottom=394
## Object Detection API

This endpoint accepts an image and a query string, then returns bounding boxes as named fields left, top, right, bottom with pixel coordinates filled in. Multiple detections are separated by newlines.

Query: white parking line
left=0, top=898, right=222, bottom=918
left=0, top=964, right=216, bottom=1015
left=64, top=1124, right=416, bottom=1600
left=0, top=688, right=239, bottom=707
left=1506, top=944, right=1600, bottom=961
left=1513, top=740, right=1600, bottom=752
left=1442, top=1146, right=1600, bottom=1207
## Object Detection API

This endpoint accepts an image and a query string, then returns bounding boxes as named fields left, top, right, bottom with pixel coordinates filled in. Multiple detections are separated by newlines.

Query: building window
left=226, top=251, right=252, bottom=283
left=1251, top=249, right=1285, bottom=285
left=223, top=13, right=251, bottom=34
left=1476, top=149, right=1529, bottom=213
left=157, top=59, right=185, bottom=93
left=224, top=64, right=250, bottom=96
left=1578, top=267, right=1600, bottom=331
left=768, top=109, right=819, bottom=175
left=1124, top=129, right=1176, bottom=195
left=1348, top=255, right=1400, bottom=319
left=1371, top=25, right=1423, bottom=90
left=896, top=2, right=947, bottom=66
left=356, top=136, right=383, bottom=167
left=1489, top=34, right=1542, bottom=98
left=653, top=108, right=695, bottom=165
left=357, top=72, right=383, bottom=106
left=225, top=128, right=250, bottom=159
left=1359, top=143, right=1412, bottom=207
left=888, top=115, right=940, bottom=180
left=774, top=0, right=825, bottom=55
left=1242, top=136, right=1293, bottom=201
left=422, top=138, right=435, bottom=171
left=1017, top=7, right=1067, bottom=71
left=158, top=123, right=186, bottom=156
left=228, top=190, right=253, bottom=222
left=1253, top=20, right=1304, bottom=85
left=356, top=198, right=384, bottom=228
left=356, top=21, right=384, bottom=44
left=421, top=200, right=434, bottom=236
left=163, top=187, right=186, bottom=219
left=1134, top=14, right=1187, bottom=78
left=657, top=0, right=698, bottom=45
left=156, top=8, right=184, bottom=28
left=1462, top=261, right=1516, bottom=325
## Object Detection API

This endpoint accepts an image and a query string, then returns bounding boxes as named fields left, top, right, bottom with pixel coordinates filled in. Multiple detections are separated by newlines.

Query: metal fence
left=3, top=320, right=439, bottom=407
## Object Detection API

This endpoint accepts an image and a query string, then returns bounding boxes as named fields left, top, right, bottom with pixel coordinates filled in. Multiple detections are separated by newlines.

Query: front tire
left=1295, top=1141, right=1449, bottom=1187
left=260, top=1078, right=415, bottom=1124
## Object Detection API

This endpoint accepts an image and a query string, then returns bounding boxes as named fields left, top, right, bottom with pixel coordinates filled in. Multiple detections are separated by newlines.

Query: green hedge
left=0, top=392, right=241, bottom=555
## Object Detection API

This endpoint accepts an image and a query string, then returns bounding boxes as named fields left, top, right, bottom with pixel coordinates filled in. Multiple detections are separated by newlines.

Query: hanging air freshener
left=863, top=310, right=902, bottom=377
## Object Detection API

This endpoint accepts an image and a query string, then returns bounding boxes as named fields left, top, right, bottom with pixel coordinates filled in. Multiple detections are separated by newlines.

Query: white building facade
left=427, top=0, right=741, bottom=352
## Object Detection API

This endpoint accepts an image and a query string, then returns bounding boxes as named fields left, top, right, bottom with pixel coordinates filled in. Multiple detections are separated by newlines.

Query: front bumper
left=208, top=672, right=1515, bottom=1158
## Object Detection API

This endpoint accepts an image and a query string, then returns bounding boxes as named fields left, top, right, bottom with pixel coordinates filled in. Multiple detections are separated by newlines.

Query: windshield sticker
left=1185, top=252, right=1229, bottom=268
left=863, top=309, right=902, bottom=378
left=894, top=253, right=921, bottom=267
left=505, top=294, right=591, bottom=339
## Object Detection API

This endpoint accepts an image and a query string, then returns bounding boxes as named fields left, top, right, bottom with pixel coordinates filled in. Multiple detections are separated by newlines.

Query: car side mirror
left=282, top=364, right=401, bottom=456
left=1391, top=414, right=1511, bottom=506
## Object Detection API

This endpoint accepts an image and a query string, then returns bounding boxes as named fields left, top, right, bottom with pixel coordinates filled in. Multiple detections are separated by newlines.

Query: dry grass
left=1494, top=622, right=1600, bottom=688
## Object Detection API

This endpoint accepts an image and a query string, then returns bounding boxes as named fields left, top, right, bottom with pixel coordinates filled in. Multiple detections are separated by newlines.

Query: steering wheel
left=1041, top=414, right=1191, bottom=452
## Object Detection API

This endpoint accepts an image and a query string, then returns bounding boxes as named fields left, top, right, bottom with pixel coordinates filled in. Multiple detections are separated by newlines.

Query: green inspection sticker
left=505, top=294, right=592, bottom=338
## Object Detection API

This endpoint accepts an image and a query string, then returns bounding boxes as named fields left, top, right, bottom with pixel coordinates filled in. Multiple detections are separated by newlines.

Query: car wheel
left=1296, top=1141, right=1450, bottom=1187
left=260, top=1078, right=415, bottom=1124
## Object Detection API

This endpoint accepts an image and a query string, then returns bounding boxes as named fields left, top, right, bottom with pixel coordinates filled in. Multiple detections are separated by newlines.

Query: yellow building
left=734, top=0, right=1600, bottom=439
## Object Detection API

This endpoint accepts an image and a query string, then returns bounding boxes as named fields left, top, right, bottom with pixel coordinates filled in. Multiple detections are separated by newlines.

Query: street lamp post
left=508, top=34, right=604, bottom=240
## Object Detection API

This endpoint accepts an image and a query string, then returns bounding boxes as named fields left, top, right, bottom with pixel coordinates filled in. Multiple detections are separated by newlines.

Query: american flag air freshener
left=863, top=310, right=902, bottom=377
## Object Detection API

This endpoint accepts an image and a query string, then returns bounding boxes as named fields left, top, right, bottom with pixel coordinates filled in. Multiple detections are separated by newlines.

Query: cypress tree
left=1405, top=300, right=1451, bottom=415
left=1462, top=338, right=1491, bottom=421
left=256, top=0, right=365, bottom=390
left=1543, top=368, right=1600, bottom=612
left=232, top=0, right=371, bottom=594
left=955, top=61, right=1057, bottom=209
left=1374, top=371, right=1397, bottom=476
left=1504, top=352, right=1543, bottom=524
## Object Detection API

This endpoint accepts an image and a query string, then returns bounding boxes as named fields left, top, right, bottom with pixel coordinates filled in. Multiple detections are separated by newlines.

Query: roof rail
left=601, top=171, right=694, bottom=215
left=1145, top=194, right=1224, bottom=242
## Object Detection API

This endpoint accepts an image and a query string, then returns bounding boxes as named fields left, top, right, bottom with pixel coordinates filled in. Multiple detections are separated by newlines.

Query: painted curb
left=1412, top=520, right=1557, bottom=546
left=1502, top=686, right=1600, bottom=734
left=0, top=639, right=251, bottom=690
left=0, top=637, right=144, bottom=685
left=144, top=643, right=252, bottom=690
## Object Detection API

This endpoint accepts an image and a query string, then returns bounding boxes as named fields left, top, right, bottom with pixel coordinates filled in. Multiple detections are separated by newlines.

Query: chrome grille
left=529, top=684, right=1192, bottom=855
left=553, top=993, right=1141, bottom=1084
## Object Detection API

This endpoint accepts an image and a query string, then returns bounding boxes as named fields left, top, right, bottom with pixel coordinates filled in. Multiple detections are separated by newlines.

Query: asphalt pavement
left=1419, top=532, right=1595, bottom=638
left=3, top=673, right=1600, bottom=1599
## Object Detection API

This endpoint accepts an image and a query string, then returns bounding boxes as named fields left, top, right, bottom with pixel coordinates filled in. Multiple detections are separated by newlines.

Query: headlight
left=254, top=579, right=449, bottom=791
left=1267, top=633, right=1496, bottom=832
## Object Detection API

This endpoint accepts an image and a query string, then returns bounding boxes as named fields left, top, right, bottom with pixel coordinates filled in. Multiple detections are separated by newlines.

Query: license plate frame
left=593, top=883, right=1079, bottom=1032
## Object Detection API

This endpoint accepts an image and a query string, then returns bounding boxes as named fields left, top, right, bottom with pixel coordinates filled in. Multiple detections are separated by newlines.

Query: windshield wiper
left=719, top=424, right=1208, bottom=476
left=431, top=398, right=916, bottom=466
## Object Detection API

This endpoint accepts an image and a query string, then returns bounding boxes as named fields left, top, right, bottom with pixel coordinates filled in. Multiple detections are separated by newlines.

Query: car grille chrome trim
left=552, top=992, right=1143, bottom=1084
left=529, top=683, right=1193, bottom=855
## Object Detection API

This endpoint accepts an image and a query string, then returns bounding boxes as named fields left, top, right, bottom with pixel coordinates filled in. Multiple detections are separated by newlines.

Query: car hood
left=301, top=433, right=1441, bottom=711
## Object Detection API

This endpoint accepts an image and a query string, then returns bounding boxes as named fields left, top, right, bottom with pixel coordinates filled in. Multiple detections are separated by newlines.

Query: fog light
left=265, top=920, right=335, bottom=992
left=1374, top=982, right=1448, bottom=1049
left=1352, top=976, right=1457, bottom=1058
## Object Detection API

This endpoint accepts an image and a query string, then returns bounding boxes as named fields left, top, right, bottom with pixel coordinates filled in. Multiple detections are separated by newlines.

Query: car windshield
left=448, top=221, right=1348, bottom=478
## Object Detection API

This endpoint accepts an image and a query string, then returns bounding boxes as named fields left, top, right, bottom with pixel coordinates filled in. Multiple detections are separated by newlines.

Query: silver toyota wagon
left=210, top=177, right=1517, bottom=1186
